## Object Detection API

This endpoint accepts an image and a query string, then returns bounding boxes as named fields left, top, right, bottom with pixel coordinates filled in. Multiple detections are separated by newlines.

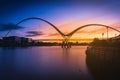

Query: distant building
left=3, top=36, right=21, bottom=44
left=109, top=35, right=120, bottom=42
left=0, top=39, right=3, bottom=44
left=2, top=36, right=33, bottom=46
left=33, top=40, right=40, bottom=43
left=0, top=39, right=2, bottom=41
left=21, top=37, right=32, bottom=43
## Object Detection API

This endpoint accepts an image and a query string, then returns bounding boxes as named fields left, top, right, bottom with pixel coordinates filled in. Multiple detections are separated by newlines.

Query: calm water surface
left=0, top=46, right=93, bottom=80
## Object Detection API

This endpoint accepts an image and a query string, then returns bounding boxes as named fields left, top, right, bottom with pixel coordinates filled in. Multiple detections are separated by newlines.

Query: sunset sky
left=0, top=0, right=120, bottom=40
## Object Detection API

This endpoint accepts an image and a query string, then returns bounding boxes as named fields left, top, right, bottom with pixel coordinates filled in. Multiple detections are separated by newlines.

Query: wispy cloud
left=47, top=33, right=60, bottom=36
left=0, top=23, right=23, bottom=31
left=26, top=31, right=44, bottom=37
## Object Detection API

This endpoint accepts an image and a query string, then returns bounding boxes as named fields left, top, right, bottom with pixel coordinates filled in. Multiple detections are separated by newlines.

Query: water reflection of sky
left=0, top=46, right=92, bottom=80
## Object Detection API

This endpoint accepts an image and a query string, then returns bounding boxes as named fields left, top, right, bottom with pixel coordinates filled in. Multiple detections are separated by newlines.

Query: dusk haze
left=0, top=0, right=120, bottom=80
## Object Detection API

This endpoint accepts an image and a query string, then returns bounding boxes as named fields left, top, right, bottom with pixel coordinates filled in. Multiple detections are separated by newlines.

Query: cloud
left=0, top=23, right=23, bottom=31
left=76, top=28, right=108, bottom=34
left=47, top=33, right=60, bottom=36
left=26, top=31, right=44, bottom=37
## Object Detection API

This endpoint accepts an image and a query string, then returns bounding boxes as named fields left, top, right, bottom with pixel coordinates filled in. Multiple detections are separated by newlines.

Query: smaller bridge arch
left=67, top=24, right=120, bottom=38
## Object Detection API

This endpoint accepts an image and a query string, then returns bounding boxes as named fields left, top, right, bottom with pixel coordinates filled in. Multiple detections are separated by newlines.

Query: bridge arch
left=67, top=24, right=120, bottom=39
left=5, top=17, right=65, bottom=37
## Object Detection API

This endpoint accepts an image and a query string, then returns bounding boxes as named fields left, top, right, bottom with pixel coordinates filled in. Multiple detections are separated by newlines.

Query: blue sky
left=0, top=0, right=120, bottom=39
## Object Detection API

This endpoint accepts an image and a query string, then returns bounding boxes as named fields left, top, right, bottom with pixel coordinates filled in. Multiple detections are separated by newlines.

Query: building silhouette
left=2, top=36, right=33, bottom=46
left=0, top=39, right=2, bottom=45
left=110, top=35, right=120, bottom=42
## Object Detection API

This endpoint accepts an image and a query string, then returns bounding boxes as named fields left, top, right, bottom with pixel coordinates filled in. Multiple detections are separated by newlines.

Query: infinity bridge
left=5, top=17, right=120, bottom=48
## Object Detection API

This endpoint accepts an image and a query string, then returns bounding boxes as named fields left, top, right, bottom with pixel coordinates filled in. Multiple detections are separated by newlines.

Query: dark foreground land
left=86, top=39, right=120, bottom=80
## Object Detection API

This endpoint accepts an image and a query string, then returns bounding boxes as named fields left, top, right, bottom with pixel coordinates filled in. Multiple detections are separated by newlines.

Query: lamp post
left=102, top=33, right=104, bottom=40
left=107, top=27, right=108, bottom=40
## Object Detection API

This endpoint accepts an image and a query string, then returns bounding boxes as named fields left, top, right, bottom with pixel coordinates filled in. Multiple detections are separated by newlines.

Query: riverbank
left=89, top=38, right=120, bottom=47
left=86, top=46, right=120, bottom=80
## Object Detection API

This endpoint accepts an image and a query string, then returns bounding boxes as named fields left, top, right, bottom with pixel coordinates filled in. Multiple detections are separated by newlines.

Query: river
left=0, top=46, right=93, bottom=80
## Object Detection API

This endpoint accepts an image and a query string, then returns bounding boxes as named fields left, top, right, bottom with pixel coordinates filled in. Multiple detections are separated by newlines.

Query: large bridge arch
left=5, top=17, right=65, bottom=37
left=67, top=24, right=120, bottom=39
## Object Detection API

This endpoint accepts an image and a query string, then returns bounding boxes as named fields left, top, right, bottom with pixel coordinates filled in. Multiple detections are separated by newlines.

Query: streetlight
left=102, top=33, right=104, bottom=40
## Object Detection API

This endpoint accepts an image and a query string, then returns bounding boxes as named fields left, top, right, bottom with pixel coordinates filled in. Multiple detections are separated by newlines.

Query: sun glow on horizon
left=1, top=0, right=120, bottom=42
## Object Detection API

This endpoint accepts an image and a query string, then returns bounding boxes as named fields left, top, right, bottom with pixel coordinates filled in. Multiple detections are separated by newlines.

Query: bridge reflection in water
left=86, top=47, right=120, bottom=80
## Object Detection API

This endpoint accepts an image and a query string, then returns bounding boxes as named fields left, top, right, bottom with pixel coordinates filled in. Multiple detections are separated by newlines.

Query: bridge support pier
left=61, top=41, right=71, bottom=48
left=61, top=36, right=71, bottom=48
